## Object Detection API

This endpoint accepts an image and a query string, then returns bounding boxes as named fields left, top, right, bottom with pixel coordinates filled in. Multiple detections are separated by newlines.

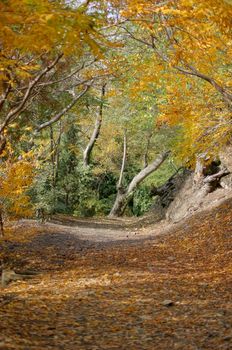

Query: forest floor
left=0, top=199, right=232, bottom=350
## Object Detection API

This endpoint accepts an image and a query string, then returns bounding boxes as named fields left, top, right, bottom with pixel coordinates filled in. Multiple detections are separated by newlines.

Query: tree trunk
left=0, top=135, right=7, bottom=156
left=117, top=129, right=127, bottom=189
left=83, top=84, right=106, bottom=167
left=143, top=132, right=152, bottom=168
left=109, top=151, right=170, bottom=217
left=50, top=122, right=62, bottom=188
left=193, top=157, right=205, bottom=189
left=50, top=126, right=56, bottom=188
left=0, top=208, right=4, bottom=237
left=54, top=121, right=62, bottom=185
left=109, top=188, right=129, bottom=218
left=109, top=130, right=128, bottom=216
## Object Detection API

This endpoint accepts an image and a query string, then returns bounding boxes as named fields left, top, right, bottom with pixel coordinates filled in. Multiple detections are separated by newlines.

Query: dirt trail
left=0, top=200, right=232, bottom=350
left=19, top=207, right=178, bottom=245
left=19, top=218, right=154, bottom=243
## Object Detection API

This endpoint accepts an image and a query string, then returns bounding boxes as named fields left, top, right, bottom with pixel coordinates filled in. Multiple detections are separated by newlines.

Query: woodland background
left=0, top=2, right=232, bottom=349
left=0, top=0, right=231, bottom=227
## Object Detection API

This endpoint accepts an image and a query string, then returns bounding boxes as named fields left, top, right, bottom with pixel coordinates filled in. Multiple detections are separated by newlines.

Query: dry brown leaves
left=0, top=200, right=232, bottom=349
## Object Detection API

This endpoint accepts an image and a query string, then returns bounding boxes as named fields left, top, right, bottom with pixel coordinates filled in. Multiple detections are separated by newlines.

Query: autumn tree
left=93, top=57, right=175, bottom=216
left=0, top=156, right=34, bottom=237
left=0, top=0, right=119, bottom=219
left=83, top=83, right=107, bottom=168
left=3, top=0, right=231, bottom=221
left=0, top=0, right=112, bottom=152
left=110, top=0, right=232, bottom=165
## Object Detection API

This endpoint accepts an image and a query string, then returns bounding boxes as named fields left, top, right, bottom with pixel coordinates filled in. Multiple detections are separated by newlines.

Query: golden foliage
left=0, top=0, right=103, bottom=92
left=115, top=0, right=232, bottom=164
left=0, top=156, right=34, bottom=219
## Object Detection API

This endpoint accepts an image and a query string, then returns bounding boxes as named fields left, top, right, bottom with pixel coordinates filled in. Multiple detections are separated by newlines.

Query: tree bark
left=143, top=132, right=152, bottom=168
left=109, top=151, right=170, bottom=217
left=49, top=122, right=62, bottom=188
left=109, top=187, right=128, bottom=218
left=117, top=129, right=127, bottom=189
left=50, top=126, right=56, bottom=188
left=83, top=84, right=106, bottom=167
left=0, top=208, right=4, bottom=237
left=108, top=130, right=128, bottom=216
left=54, top=121, right=62, bottom=184
left=193, top=157, right=205, bottom=189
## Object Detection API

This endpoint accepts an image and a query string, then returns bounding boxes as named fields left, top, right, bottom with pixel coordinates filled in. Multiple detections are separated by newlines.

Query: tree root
left=1, top=269, right=39, bottom=287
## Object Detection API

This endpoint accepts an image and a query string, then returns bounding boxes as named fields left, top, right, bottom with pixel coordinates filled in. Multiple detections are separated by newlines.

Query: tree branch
left=127, top=151, right=170, bottom=195
left=19, top=59, right=96, bottom=90
left=36, top=85, right=91, bottom=132
left=0, top=54, right=63, bottom=134
left=122, top=26, right=232, bottom=105
left=203, top=168, right=230, bottom=184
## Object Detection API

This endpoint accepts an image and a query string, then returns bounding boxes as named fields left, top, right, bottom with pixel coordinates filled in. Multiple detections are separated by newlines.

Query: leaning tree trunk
left=109, top=151, right=170, bottom=217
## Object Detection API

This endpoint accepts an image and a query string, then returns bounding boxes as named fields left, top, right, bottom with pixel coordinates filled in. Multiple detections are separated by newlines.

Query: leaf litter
left=0, top=199, right=232, bottom=349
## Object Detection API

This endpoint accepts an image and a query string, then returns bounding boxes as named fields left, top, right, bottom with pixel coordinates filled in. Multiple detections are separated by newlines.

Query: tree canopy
left=0, top=0, right=231, bottom=220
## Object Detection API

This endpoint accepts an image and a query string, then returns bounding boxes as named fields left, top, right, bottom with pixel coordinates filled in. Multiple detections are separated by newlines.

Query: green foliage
left=32, top=148, right=118, bottom=217
left=145, top=160, right=178, bottom=188
left=132, top=186, right=153, bottom=216
left=1, top=0, right=232, bottom=222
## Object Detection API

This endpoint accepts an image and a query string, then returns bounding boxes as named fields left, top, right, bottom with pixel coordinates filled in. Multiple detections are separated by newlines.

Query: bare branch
left=119, top=26, right=154, bottom=48
left=36, top=85, right=91, bottom=132
left=0, top=54, right=63, bottom=134
left=203, top=168, right=230, bottom=184
left=20, top=59, right=97, bottom=91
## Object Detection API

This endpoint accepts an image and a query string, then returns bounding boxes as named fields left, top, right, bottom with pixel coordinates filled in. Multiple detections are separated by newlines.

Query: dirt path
left=0, top=200, right=232, bottom=350
left=20, top=219, right=156, bottom=243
